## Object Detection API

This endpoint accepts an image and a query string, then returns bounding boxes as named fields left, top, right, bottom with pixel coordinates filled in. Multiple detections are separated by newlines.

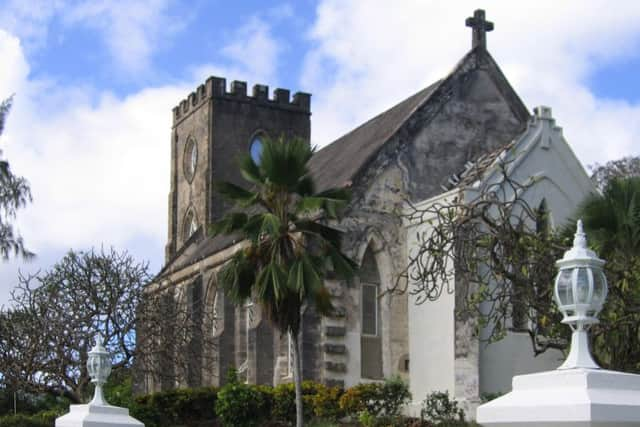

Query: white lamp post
left=55, top=333, right=144, bottom=427
left=87, top=335, right=112, bottom=406
left=554, top=219, right=607, bottom=369
left=477, top=220, right=640, bottom=426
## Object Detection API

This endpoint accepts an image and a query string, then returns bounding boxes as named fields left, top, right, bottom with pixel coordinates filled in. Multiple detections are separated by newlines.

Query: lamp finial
left=574, top=219, right=587, bottom=249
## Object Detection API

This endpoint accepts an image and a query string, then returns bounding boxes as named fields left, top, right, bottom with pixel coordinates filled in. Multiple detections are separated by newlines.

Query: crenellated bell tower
left=165, top=77, right=311, bottom=261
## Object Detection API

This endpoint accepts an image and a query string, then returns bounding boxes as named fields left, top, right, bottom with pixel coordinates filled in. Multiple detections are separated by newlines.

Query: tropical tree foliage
left=577, top=177, right=640, bottom=371
left=0, top=96, right=32, bottom=260
left=211, top=136, right=355, bottom=427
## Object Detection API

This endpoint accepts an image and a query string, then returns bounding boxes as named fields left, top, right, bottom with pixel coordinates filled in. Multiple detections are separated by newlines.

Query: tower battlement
left=172, top=77, right=311, bottom=125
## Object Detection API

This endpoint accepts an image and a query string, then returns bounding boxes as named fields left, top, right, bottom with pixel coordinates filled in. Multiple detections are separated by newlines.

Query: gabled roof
left=308, top=81, right=441, bottom=192
left=308, top=47, right=529, bottom=193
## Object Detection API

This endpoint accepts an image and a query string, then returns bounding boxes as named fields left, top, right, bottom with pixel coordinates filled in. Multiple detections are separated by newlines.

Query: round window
left=250, top=135, right=264, bottom=164
left=184, top=137, right=198, bottom=182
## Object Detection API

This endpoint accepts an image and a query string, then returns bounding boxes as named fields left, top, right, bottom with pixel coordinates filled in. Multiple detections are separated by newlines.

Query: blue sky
left=1, top=1, right=640, bottom=305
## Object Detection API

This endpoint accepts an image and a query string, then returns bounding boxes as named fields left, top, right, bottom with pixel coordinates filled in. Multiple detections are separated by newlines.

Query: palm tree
left=575, top=176, right=640, bottom=371
left=211, top=136, right=355, bottom=427
left=578, top=177, right=640, bottom=256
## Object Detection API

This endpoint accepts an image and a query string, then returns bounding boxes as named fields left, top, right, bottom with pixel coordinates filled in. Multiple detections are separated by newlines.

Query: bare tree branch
left=397, top=161, right=571, bottom=356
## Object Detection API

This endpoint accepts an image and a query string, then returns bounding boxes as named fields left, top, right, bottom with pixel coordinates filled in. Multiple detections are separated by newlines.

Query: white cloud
left=0, top=13, right=283, bottom=251
left=0, top=30, right=29, bottom=100
left=64, top=0, right=181, bottom=74
left=0, top=0, right=182, bottom=74
left=302, top=0, right=640, bottom=168
left=0, top=0, right=63, bottom=51
left=220, top=15, right=284, bottom=83
left=0, top=13, right=287, bottom=305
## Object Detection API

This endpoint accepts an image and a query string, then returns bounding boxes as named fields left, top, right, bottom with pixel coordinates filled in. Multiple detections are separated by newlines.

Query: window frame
left=361, top=282, right=379, bottom=337
left=183, top=136, right=198, bottom=183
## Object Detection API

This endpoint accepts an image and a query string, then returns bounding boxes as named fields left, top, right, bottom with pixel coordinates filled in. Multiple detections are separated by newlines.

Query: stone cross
left=465, top=9, right=494, bottom=50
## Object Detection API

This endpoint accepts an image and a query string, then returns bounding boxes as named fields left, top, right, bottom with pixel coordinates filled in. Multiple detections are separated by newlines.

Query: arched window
left=250, top=134, right=264, bottom=164
left=512, top=200, right=551, bottom=331
left=360, top=245, right=383, bottom=379
left=211, top=289, right=223, bottom=337
left=536, top=199, right=550, bottom=235
left=183, top=209, right=198, bottom=242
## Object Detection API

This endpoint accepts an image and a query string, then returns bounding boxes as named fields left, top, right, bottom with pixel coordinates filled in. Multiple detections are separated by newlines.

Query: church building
left=138, top=10, right=595, bottom=412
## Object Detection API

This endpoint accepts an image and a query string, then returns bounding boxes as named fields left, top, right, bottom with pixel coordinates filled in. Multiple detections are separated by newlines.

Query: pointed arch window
left=360, top=245, right=383, bottom=379
left=183, top=209, right=198, bottom=242
left=249, top=132, right=266, bottom=165
left=536, top=199, right=550, bottom=236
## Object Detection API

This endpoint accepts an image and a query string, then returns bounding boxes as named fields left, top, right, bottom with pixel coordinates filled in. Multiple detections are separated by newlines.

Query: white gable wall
left=477, top=107, right=596, bottom=395
left=405, top=106, right=597, bottom=413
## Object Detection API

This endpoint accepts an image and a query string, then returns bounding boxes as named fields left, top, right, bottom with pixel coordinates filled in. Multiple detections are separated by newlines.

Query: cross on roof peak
left=465, top=9, right=494, bottom=50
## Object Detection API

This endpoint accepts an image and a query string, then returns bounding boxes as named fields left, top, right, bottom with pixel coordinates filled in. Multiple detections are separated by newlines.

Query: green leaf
left=296, top=189, right=349, bottom=218
left=215, top=181, right=259, bottom=206
left=218, top=252, right=255, bottom=303
left=295, top=220, right=342, bottom=248
left=326, top=243, right=356, bottom=283
left=301, top=254, right=323, bottom=298
left=238, top=154, right=264, bottom=185
left=260, top=213, right=282, bottom=238
left=287, top=259, right=305, bottom=294
left=295, top=175, right=315, bottom=196
left=259, top=137, right=313, bottom=189
left=209, top=213, right=248, bottom=236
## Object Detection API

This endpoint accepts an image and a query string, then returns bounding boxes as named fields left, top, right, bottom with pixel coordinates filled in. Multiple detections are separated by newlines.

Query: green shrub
left=420, top=391, right=465, bottom=424
left=271, top=380, right=320, bottom=424
left=0, top=390, right=69, bottom=417
left=312, top=384, right=343, bottom=421
left=132, top=386, right=217, bottom=427
left=0, top=409, right=61, bottom=427
left=339, top=377, right=411, bottom=418
left=379, top=376, right=411, bottom=416
left=104, top=373, right=134, bottom=408
left=215, top=371, right=270, bottom=427
left=339, top=382, right=381, bottom=416
left=358, top=409, right=376, bottom=427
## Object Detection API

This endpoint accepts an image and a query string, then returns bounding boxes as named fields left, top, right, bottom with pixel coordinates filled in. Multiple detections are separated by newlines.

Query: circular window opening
left=250, top=135, right=264, bottom=164
left=184, top=137, right=198, bottom=182
left=183, top=209, right=198, bottom=241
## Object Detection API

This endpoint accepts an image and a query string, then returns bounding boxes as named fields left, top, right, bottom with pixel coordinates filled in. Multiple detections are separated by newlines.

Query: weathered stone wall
left=332, top=52, right=528, bottom=392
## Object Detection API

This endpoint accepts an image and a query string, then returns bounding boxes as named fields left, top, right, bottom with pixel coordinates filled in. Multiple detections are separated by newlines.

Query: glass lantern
left=87, top=334, right=111, bottom=405
left=554, top=220, right=608, bottom=369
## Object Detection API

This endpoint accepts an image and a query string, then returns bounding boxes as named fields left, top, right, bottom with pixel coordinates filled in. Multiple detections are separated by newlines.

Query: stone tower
left=165, top=78, right=311, bottom=260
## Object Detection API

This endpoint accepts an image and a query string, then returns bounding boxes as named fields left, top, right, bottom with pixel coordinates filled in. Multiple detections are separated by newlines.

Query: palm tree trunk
left=290, top=330, right=303, bottom=427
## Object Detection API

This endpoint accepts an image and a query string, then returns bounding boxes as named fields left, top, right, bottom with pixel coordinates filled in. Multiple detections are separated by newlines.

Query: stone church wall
left=142, top=46, right=535, bottom=396
left=336, top=58, right=528, bottom=396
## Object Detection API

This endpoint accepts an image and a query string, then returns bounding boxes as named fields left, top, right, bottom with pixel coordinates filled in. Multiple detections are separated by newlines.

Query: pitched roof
left=307, top=48, right=529, bottom=194
left=308, top=81, right=442, bottom=193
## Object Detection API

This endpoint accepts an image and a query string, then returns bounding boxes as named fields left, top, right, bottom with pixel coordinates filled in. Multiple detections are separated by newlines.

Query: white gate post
left=477, top=222, right=640, bottom=426
left=56, top=335, right=144, bottom=427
